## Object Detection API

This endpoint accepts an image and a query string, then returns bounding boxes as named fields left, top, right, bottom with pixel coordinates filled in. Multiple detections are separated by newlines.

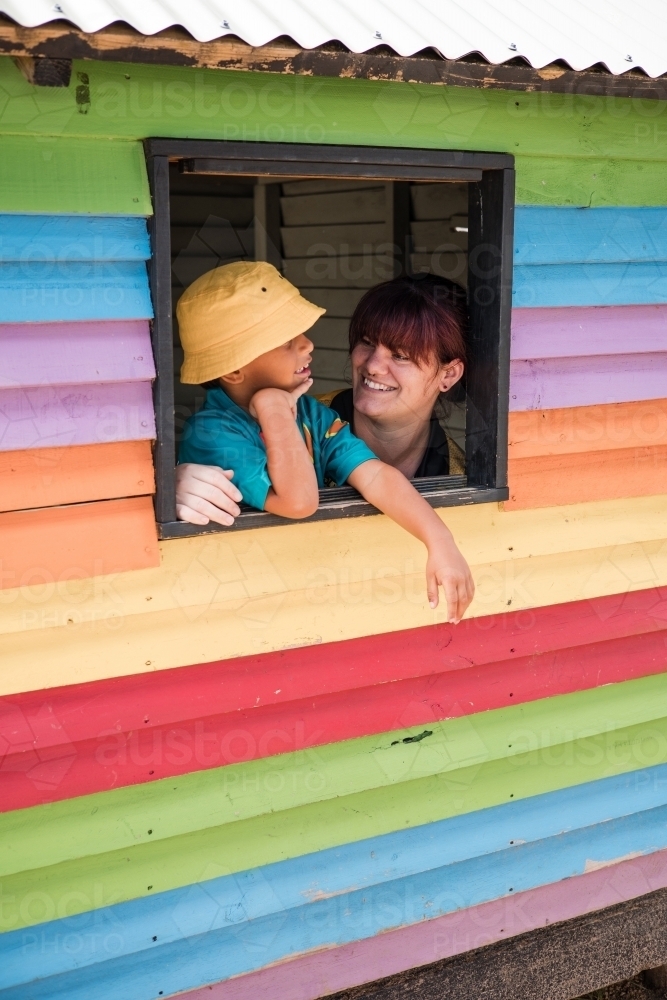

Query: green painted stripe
left=517, top=155, right=667, bottom=206
left=2, top=56, right=667, bottom=171
left=0, top=134, right=151, bottom=215
left=1, top=673, right=667, bottom=933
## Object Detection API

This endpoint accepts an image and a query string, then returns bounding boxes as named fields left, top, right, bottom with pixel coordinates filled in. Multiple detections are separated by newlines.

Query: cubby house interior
left=169, top=166, right=468, bottom=462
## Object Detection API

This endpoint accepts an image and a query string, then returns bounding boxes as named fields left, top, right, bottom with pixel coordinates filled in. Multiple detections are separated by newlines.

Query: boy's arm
left=250, top=384, right=320, bottom=519
left=347, top=460, right=475, bottom=623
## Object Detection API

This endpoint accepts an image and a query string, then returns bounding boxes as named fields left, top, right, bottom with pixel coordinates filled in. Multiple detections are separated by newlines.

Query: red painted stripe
left=2, top=586, right=666, bottom=811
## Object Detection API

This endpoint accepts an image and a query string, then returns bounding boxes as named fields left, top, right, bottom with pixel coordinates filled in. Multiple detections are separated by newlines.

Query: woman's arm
left=250, top=384, right=320, bottom=519
left=347, top=460, right=474, bottom=623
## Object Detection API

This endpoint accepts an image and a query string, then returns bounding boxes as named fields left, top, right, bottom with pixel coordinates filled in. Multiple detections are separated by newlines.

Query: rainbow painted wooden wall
left=1, top=56, right=667, bottom=1000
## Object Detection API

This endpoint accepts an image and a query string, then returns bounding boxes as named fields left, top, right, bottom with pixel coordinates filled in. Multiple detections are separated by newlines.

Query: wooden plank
left=4, top=19, right=667, bottom=105
left=6, top=61, right=667, bottom=166
left=0, top=215, right=150, bottom=262
left=516, top=155, right=667, bottom=208
left=280, top=188, right=386, bottom=227
left=411, top=184, right=469, bottom=220
left=411, top=218, right=468, bottom=252
left=3, top=585, right=662, bottom=764
left=2, top=688, right=667, bottom=944
left=309, top=317, right=350, bottom=350
left=169, top=195, right=253, bottom=227
left=0, top=320, right=155, bottom=388
left=253, top=183, right=282, bottom=270
left=509, top=400, right=667, bottom=458
left=281, top=223, right=387, bottom=258
left=0, top=135, right=151, bottom=216
left=0, top=440, right=154, bottom=514
left=1, top=492, right=667, bottom=691
left=3, top=670, right=667, bottom=921
left=326, top=888, right=667, bottom=1000
left=302, top=287, right=365, bottom=316
left=0, top=496, right=158, bottom=594
left=283, top=256, right=392, bottom=288
left=507, top=444, right=667, bottom=509
left=309, top=347, right=349, bottom=380
left=281, top=180, right=379, bottom=197
left=515, top=206, right=667, bottom=264
left=0, top=262, right=153, bottom=322
left=3, top=610, right=666, bottom=810
left=175, top=849, right=667, bottom=1000
left=513, top=262, right=667, bottom=308
left=3, top=773, right=667, bottom=993
left=0, top=381, right=156, bottom=451
left=511, top=304, right=667, bottom=360
left=411, top=251, right=467, bottom=282
left=509, top=353, right=667, bottom=410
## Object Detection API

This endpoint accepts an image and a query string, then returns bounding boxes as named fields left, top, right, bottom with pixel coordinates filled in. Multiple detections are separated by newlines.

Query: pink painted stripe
left=509, top=353, right=667, bottom=411
left=0, top=320, right=155, bottom=388
left=0, top=382, right=155, bottom=451
left=177, top=849, right=667, bottom=1000
left=511, top=305, right=667, bottom=361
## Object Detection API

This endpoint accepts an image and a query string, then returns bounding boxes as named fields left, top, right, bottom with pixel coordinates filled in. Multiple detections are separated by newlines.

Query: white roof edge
left=2, top=1, right=667, bottom=79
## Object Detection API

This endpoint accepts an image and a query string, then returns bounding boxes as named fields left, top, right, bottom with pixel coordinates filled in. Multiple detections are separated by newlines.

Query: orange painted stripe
left=0, top=496, right=159, bottom=590
left=0, top=440, right=155, bottom=513
left=508, top=399, right=667, bottom=459
left=506, top=444, right=667, bottom=509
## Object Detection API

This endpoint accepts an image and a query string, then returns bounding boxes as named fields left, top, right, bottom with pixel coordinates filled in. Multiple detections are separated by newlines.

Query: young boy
left=177, top=262, right=474, bottom=623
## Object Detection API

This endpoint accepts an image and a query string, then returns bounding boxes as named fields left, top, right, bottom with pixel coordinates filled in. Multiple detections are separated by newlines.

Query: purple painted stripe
left=0, top=321, right=155, bottom=389
left=180, top=848, right=667, bottom=1000
left=511, top=305, right=667, bottom=361
left=509, top=353, right=667, bottom=411
left=0, top=382, right=155, bottom=451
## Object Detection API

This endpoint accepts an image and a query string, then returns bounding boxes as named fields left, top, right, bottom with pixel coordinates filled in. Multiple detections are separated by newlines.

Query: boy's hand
left=425, top=533, right=475, bottom=623
left=249, top=379, right=312, bottom=422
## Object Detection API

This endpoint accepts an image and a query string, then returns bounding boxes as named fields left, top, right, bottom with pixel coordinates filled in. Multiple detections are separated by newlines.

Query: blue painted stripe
left=0, top=216, right=151, bottom=262
left=513, top=262, right=667, bottom=307
left=515, top=206, right=667, bottom=265
left=0, top=263, right=153, bottom=322
left=5, top=803, right=667, bottom=1000
left=3, top=764, right=667, bottom=996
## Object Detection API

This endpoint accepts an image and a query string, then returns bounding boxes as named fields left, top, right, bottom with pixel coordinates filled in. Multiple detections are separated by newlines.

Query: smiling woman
left=326, top=273, right=466, bottom=480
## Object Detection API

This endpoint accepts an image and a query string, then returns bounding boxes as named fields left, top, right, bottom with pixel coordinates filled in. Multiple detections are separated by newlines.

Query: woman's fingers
left=175, top=464, right=242, bottom=522
left=177, top=492, right=235, bottom=526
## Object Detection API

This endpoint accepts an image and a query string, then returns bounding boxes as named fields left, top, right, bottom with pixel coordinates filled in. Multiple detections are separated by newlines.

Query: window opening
left=146, top=141, right=513, bottom=537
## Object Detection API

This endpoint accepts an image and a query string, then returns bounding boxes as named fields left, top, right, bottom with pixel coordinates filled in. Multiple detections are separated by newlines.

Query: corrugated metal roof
left=3, top=0, right=667, bottom=79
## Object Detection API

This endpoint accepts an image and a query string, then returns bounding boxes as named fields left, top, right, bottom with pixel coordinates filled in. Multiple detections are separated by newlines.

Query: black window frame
left=144, top=138, right=513, bottom=539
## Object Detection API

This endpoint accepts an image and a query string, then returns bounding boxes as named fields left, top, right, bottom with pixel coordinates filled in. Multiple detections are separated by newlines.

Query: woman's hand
left=424, top=532, right=475, bottom=623
left=175, top=463, right=243, bottom=526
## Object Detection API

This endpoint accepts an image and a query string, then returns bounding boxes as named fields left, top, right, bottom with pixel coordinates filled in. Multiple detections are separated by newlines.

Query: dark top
left=328, top=388, right=450, bottom=478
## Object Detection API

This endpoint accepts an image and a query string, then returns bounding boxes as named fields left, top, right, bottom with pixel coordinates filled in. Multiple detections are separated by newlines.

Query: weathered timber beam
left=1, top=16, right=666, bottom=99
left=328, top=887, right=667, bottom=1000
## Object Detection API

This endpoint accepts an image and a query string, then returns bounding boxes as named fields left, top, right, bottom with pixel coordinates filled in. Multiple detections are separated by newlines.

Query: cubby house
left=1, top=6, right=667, bottom=1000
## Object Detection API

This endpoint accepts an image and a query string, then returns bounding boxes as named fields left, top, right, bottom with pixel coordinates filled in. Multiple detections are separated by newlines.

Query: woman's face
left=350, top=337, right=464, bottom=424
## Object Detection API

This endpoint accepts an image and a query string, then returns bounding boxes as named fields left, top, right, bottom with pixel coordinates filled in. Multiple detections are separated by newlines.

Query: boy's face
left=230, top=333, right=314, bottom=393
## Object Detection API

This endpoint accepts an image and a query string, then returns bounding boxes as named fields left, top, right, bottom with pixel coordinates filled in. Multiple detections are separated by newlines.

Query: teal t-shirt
left=178, top=387, right=377, bottom=511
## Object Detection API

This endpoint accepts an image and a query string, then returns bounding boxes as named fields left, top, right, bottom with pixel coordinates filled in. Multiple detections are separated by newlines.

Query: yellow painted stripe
left=0, top=494, right=665, bottom=696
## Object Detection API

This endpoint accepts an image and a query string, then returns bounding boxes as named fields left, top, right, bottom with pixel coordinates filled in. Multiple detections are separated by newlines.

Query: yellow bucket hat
left=177, top=261, right=325, bottom=384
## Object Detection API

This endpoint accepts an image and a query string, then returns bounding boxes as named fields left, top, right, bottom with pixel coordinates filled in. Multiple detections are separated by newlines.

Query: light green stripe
left=2, top=58, right=667, bottom=193
left=517, top=155, right=667, bottom=206
left=0, top=134, right=151, bottom=215
left=1, top=673, right=667, bottom=932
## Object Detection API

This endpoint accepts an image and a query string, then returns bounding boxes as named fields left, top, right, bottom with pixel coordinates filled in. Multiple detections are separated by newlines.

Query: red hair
left=349, top=274, right=467, bottom=368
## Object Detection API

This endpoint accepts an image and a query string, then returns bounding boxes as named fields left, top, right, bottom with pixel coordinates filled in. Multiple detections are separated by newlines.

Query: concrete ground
left=579, top=975, right=667, bottom=999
